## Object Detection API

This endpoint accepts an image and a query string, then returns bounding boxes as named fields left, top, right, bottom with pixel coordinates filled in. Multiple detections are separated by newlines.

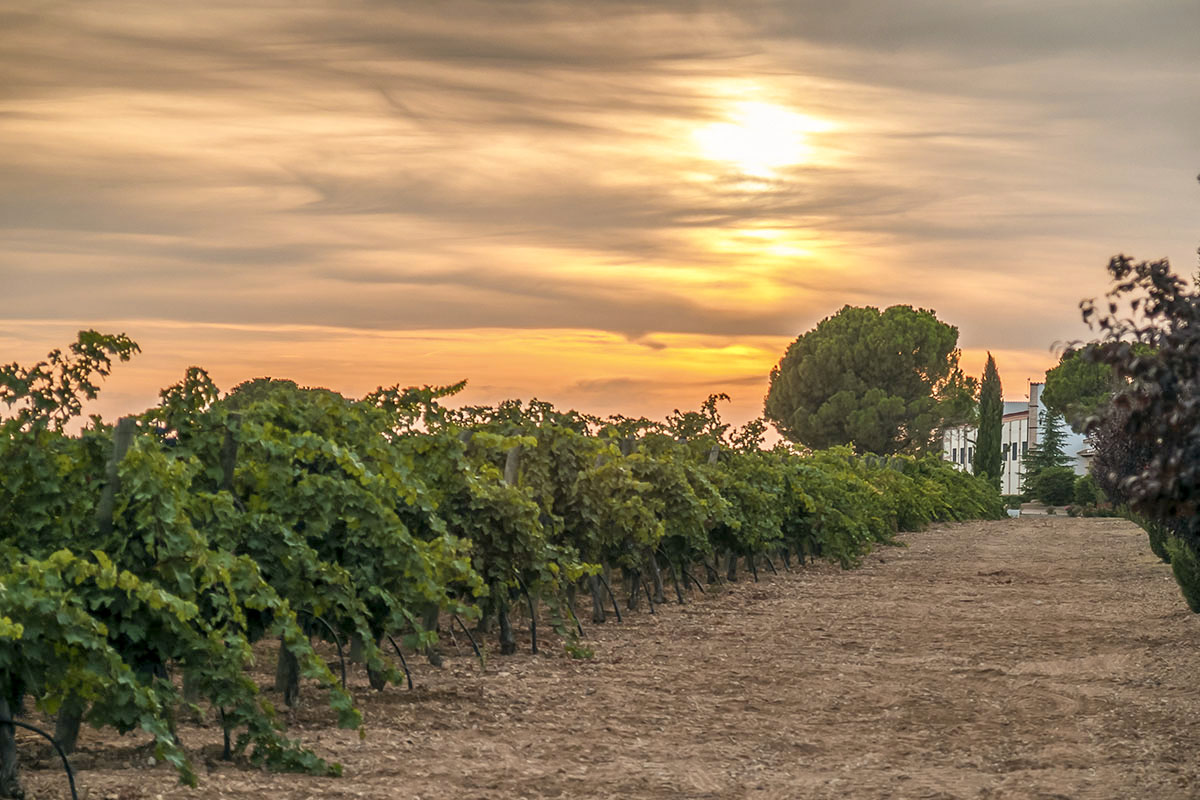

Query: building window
left=1003, top=443, right=1009, bottom=459
left=968, top=447, right=973, bottom=462
left=952, top=448, right=957, bottom=462
left=1022, top=441, right=1028, bottom=456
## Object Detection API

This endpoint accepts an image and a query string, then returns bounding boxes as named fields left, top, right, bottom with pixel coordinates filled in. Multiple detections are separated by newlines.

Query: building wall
left=1000, top=414, right=1029, bottom=495
left=1028, top=382, right=1042, bottom=449
left=940, top=380, right=1088, bottom=498
left=944, top=425, right=974, bottom=474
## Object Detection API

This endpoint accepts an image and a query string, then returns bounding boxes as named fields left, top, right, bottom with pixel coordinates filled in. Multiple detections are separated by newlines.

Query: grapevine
left=0, top=333, right=1003, bottom=797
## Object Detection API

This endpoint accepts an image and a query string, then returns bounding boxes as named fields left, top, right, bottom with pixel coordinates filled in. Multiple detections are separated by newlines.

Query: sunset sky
left=2, top=1, right=1197, bottom=430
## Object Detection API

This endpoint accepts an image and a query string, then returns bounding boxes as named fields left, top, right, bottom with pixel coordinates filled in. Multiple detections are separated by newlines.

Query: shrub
left=1080, top=251, right=1200, bottom=609
left=1165, top=535, right=1200, bottom=612
left=1073, top=473, right=1101, bottom=506
left=1028, top=466, right=1076, bottom=505
left=1145, top=518, right=1174, bottom=564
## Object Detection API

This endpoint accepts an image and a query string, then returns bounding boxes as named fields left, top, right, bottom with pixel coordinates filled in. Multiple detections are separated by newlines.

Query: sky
left=2, top=1, right=1198, bottom=431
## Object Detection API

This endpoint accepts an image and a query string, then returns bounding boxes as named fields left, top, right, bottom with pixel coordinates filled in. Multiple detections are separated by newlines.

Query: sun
left=692, top=101, right=834, bottom=177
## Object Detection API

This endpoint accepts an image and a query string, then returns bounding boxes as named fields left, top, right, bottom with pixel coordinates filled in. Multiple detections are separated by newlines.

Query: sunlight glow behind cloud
left=693, top=100, right=837, bottom=177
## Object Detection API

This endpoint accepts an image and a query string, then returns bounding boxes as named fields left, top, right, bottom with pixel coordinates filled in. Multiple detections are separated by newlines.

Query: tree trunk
left=588, top=574, right=606, bottom=623
left=367, top=636, right=388, bottom=691
left=53, top=694, right=85, bottom=755
left=648, top=554, right=666, bottom=604
left=626, top=569, right=641, bottom=611
left=497, top=595, right=517, bottom=656
left=0, top=697, right=22, bottom=800
left=475, top=603, right=492, bottom=635
left=668, top=560, right=685, bottom=604
left=726, top=551, right=739, bottom=582
left=348, top=634, right=366, bottom=664
left=422, top=604, right=443, bottom=667
left=275, top=637, right=300, bottom=707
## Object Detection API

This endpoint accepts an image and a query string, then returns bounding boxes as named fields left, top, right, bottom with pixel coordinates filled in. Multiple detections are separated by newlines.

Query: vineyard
left=0, top=332, right=1005, bottom=798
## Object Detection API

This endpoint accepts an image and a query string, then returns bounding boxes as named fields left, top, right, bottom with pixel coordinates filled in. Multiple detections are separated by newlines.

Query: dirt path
left=18, top=517, right=1200, bottom=799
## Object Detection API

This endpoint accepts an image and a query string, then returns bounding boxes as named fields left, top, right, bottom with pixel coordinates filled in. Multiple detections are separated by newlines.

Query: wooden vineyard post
left=498, top=445, right=522, bottom=655
left=219, top=413, right=240, bottom=492
left=57, top=417, right=138, bottom=754
left=94, top=417, right=137, bottom=538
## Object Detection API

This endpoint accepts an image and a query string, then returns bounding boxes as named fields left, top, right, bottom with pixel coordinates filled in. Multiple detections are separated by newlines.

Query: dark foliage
left=1082, top=249, right=1200, bottom=604
left=1083, top=257, right=1200, bottom=516
left=1086, top=404, right=1151, bottom=508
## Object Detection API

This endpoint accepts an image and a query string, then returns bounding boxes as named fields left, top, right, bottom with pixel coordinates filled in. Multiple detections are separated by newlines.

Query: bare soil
left=14, top=516, right=1200, bottom=799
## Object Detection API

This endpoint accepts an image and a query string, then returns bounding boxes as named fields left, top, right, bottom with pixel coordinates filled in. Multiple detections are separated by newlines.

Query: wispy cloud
left=2, top=1, right=1196, bottom=424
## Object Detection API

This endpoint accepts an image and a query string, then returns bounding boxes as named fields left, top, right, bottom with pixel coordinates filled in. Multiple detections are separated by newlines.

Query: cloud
left=567, top=371, right=765, bottom=396
left=756, top=1, right=1200, bottom=66
left=1, top=1, right=1196, bottom=424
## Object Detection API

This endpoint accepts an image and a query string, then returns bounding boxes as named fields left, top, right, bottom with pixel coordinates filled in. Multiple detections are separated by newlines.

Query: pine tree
left=973, top=353, right=1003, bottom=491
left=764, top=304, right=968, bottom=454
left=1023, top=409, right=1073, bottom=476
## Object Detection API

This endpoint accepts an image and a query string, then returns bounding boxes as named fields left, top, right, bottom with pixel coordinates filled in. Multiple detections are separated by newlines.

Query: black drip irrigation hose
left=451, top=613, right=485, bottom=669
left=0, top=717, right=78, bottom=800
left=386, top=635, right=415, bottom=690
left=640, top=574, right=656, bottom=614
left=597, top=573, right=622, bottom=622
left=707, top=555, right=725, bottom=585
left=296, top=611, right=346, bottom=689
left=666, top=560, right=685, bottom=605
left=655, top=548, right=680, bottom=605
left=513, top=575, right=538, bottom=654
left=218, top=707, right=232, bottom=760
left=682, top=564, right=706, bottom=594
left=560, top=598, right=585, bottom=638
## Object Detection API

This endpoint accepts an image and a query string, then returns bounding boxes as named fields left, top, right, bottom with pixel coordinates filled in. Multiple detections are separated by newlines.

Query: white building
left=941, top=381, right=1088, bottom=496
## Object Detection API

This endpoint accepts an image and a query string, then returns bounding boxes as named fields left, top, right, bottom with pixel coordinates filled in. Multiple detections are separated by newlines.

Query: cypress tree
left=973, top=352, right=1003, bottom=491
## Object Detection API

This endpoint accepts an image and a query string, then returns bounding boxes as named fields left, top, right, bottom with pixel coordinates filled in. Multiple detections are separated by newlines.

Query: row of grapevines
left=0, top=338, right=363, bottom=796
left=0, top=333, right=1003, bottom=797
